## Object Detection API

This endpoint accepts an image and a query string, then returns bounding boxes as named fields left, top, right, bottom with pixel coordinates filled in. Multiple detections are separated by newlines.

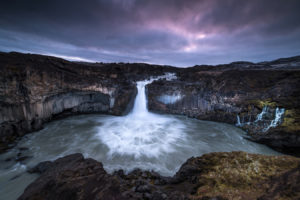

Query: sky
left=0, top=0, right=300, bottom=67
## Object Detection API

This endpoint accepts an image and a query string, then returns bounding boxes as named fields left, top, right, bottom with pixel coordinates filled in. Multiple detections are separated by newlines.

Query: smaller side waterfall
left=236, top=115, right=242, bottom=127
left=236, top=106, right=285, bottom=132
left=263, top=108, right=285, bottom=132
left=255, top=106, right=268, bottom=122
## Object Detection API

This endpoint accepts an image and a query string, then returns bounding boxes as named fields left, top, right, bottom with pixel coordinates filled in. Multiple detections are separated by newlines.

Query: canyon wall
left=147, top=58, right=300, bottom=155
left=1, top=52, right=300, bottom=155
left=0, top=52, right=149, bottom=151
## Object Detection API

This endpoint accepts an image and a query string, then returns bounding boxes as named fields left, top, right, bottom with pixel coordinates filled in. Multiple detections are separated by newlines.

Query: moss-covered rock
left=184, top=152, right=299, bottom=199
left=282, top=109, right=300, bottom=133
left=19, top=152, right=300, bottom=200
left=249, top=99, right=277, bottom=109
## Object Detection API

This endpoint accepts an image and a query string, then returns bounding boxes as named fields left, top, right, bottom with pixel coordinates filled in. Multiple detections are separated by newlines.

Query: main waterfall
left=96, top=74, right=186, bottom=160
left=131, top=73, right=176, bottom=116
left=130, top=80, right=149, bottom=117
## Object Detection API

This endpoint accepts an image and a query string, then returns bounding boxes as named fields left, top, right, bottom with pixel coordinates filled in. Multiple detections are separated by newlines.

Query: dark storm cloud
left=0, top=0, right=300, bottom=66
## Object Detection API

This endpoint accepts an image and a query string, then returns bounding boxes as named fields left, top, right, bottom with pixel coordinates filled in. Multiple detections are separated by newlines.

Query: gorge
left=0, top=52, right=300, bottom=199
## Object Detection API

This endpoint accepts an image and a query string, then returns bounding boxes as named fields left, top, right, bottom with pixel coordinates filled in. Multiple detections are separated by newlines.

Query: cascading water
left=130, top=80, right=153, bottom=116
left=236, top=115, right=242, bottom=126
left=255, top=106, right=268, bottom=122
left=264, top=107, right=285, bottom=131
left=96, top=75, right=187, bottom=159
left=0, top=74, right=281, bottom=200
left=235, top=106, right=285, bottom=132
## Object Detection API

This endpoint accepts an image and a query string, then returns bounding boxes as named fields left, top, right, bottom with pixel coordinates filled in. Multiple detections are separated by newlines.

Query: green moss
left=248, top=99, right=277, bottom=109
left=245, top=101, right=300, bottom=133
left=281, top=109, right=300, bottom=132
left=193, top=152, right=299, bottom=200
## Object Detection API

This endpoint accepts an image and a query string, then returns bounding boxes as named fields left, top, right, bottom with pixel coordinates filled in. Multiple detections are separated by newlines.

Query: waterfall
left=236, top=106, right=285, bottom=131
left=95, top=72, right=189, bottom=160
left=270, top=108, right=285, bottom=127
left=236, top=115, right=242, bottom=126
left=130, top=81, right=149, bottom=116
left=255, top=106, right=268, bottom=122
left=263, top=108, right=285, bottom=132
left=130, top=73, right=176, bottom=117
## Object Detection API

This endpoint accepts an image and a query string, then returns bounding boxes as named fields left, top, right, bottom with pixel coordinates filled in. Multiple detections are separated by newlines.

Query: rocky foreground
left=19, top=152, right=300, bottom=200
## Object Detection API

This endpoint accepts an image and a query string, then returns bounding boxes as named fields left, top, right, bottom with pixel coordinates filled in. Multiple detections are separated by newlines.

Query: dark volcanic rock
left=19, top=152, right=300, bottom=200
left=147, top=57, right=300, bottom=155
left=19, top=153, right=127, bottom=200
left=0, top=52, right=177, bottom=152
left=1, top=51, right=300, bottom=156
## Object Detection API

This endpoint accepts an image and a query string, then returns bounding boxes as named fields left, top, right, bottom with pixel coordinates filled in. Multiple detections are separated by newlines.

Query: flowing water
left=0, top=77, right=281, bottom=200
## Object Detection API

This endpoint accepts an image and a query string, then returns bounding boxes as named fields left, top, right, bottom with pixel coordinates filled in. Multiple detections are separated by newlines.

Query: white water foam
left=255, top=106, right=268, bottom=122
left=263, top=107, right=285, bottom=132
left=96, top=74, right=186, bottom=158
left=236, top=115, right=242, bottom=126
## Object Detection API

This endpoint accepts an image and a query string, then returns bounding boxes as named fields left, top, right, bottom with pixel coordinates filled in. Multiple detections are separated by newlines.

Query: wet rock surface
left=19, top=152, right=300, bottom=200
left=147, top=57, right=300, bottom=155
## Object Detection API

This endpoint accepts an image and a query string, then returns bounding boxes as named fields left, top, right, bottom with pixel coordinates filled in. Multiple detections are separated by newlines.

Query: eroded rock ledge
left=19, top=152, right=300, bottom=200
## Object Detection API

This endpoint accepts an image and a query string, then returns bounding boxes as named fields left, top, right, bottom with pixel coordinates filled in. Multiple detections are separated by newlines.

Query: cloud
left=0, top=0, right=299, bottom=66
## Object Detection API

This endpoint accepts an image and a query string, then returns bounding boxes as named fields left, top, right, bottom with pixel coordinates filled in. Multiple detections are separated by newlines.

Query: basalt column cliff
left=0, top=52, right=175, bottom=152
left=147, top=57, right=300, bottom=155
left=0, top=52, right=300, bottom=156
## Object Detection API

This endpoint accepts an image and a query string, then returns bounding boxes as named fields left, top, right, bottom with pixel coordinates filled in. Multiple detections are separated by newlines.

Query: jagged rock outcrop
left=19, top=152, right=300, bottom=200
left=147, top=57, right=300, bottom=156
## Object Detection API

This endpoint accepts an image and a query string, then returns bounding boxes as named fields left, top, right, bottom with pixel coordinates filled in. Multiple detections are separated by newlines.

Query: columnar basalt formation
left=19, top=152, right=300, bottom=200
left=147, top=58, right=300, bottom=155
left=1, top=52, right=300, bottom=156
left=0, top=52, right=175, bottom=151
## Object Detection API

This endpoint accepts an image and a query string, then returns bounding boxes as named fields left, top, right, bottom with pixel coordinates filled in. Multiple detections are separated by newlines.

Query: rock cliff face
left=147, top=57, right=300, bottom=155
left=1, top=52, right=300, bottom=156
left=19, top=152, right=300, bottom=200
left=2, top=52, right=300, bottom=199
left=0, top=52, right=176, bottom=152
